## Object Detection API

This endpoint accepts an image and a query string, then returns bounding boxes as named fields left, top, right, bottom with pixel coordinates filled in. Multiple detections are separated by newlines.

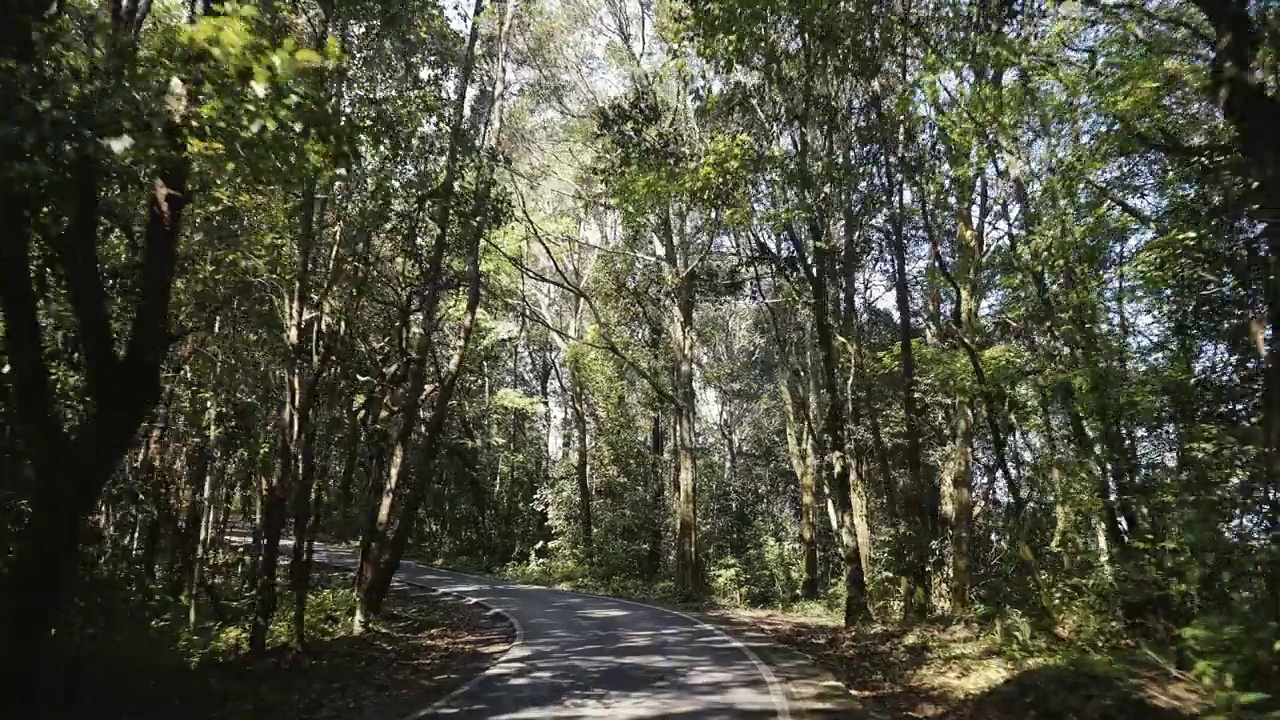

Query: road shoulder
left=674, top=607, right=863, bottom=719
left=24, top=565, right=515, bottom=720
left=413, top=563, right=860, bottom=719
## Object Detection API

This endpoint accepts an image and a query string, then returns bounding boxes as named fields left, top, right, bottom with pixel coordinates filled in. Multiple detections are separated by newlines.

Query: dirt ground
left=20, top=573, right=513, bottom=720
left=705, top=608, right=1207, bottom=720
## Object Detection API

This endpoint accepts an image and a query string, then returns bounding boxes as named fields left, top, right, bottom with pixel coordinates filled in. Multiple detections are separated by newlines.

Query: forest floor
left=702, top=608, right=1208, bottom=720
left=416, top=555, right=1211, bottom=720
left=26, top=565, right=513, bottom=720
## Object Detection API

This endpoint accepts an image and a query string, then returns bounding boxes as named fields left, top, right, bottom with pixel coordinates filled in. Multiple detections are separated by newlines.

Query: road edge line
left=300, top=547, right=525, bottom=720
left=424, top=565, right=792, bottom=720
left=396, top=575, right=526, bottom=720
left=596, top=592, right=793, bottom=720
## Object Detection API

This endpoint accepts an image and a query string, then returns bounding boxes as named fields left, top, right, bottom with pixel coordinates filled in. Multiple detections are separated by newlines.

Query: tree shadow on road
left=415, top=588, right=790, bottom=719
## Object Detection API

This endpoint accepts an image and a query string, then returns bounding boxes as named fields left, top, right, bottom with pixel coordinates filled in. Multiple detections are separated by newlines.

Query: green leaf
left=294, top=48, right=323, bottom=65
left=493, top=388, right=545, bottom=413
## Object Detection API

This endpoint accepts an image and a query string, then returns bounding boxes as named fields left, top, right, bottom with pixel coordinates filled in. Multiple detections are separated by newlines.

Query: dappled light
left=2, top=0, right=1276, bottom=717
left=317, top=548, right=788, bottom=718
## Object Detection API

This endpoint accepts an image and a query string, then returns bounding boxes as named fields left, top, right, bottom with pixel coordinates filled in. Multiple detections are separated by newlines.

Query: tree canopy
left=2, top=0, right=1279, bottom=714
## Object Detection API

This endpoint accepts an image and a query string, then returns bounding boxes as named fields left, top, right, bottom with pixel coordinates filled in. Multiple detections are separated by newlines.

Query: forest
left=1, top=0, right=1278, bottom=716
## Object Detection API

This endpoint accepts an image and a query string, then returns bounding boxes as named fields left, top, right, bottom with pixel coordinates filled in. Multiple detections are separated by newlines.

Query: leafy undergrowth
left=409, top=551, right=699, bottom=606
left=407, top=553, right=1229, bottom=719
left=705, top=609, right=1211, bottom=720
left=23, top=565, right=512, bottom=720
left=500, top=560, right=690, bottom=604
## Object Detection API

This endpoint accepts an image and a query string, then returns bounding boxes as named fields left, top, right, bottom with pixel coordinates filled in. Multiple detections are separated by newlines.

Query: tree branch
left=54, top=151, right=120, bottom=408
left=0, top=192, right=67, bottom=460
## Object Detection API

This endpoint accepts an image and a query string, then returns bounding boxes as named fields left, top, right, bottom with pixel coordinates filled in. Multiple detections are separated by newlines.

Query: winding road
left=311, top=546, right=790, bottom=720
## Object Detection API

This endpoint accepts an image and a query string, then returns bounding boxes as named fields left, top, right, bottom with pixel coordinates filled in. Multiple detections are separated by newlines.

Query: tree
left=353, top=0, right=519, bottom=629
left=0, top=0, right=191, bottom=692
left=7, top=0, right=1280, bottom=710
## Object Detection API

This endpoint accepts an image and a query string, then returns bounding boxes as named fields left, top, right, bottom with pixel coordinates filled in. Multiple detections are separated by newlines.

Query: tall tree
left=0, top=0, right=190, bottom=692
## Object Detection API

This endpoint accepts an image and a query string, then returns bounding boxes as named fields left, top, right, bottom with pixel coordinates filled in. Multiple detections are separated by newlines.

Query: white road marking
left=397, top=570, right=527, bottom=720
left=419, top=565, right=792, bottom=720
left=260, top=541, right=790, bottom=720
left=297, top=548, right=525, bottom=720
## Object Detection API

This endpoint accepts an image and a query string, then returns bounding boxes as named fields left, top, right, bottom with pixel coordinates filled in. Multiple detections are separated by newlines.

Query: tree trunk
left=940, top=398, right=973, bottom=614
left=801, top=441, right=820, bottom=601
left=891, top=168, right=929, bottom=620
left=254, top=205, right=323, bottom=653
left=574, top=406, right=592, bottom=550
left=782, top=51, right=872, bottom=623
left=1011, top=165, right=1122, bottom=577
left=337, top=410, right=361, bottom=527
left=783, top=375, right=820, bottom=600
left=190, top=445, right=224, bottom=624
left=569, top=357, right=593, bottom=552
left=1265, top=219, right=1280, bottom=628
left=0, top=452, right=91, bottom=700
left=1058, top=381, right=1124, bottom=558
left=249, top=425, right=291, bottom=652
left=355, top=0, right=513, bottom=629
left=181, top=437, right=208, bottom=572
left=672, top=283, right=700, bottom=593
left=353, top=0, right=484, bottom=621
left=188, top=425, right=218, bottom=622
left=354, top=417, right=414, bottom=628
left=1176, top=0, right=1280, bottom=625
left=0, top=42, right=187, bottom=696
left=791, top=217, right=869, bottom=624
left=355, top=321, right=480, bottom=624
left=252, top=168, right=321, bottom=652
left=646, top=409, right=665, bottom=577
left=290, top=416, right=318, bottom=649
left=841, top=303, right=876, bottom=591
left=674, top=399, right=698, bottom=592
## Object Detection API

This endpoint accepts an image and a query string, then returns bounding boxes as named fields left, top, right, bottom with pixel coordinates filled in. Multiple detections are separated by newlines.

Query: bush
left=709, top=556, right=747, bottom=606
left=1178, top=615, right=1278, bottom=718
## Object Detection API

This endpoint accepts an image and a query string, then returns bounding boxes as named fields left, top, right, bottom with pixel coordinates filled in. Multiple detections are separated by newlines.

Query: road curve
left=312, top=546, right=789, bottom=720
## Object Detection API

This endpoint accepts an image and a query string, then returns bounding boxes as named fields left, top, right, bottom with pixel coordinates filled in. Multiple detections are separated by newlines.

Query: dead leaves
left=206, top=584, right=513, bottom=720
left=706, top=609, right=1201, bottom=720
left=48, top=574, right=513, bottom=720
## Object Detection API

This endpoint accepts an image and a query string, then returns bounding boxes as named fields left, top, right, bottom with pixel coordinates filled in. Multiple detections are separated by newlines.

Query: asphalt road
left=311, top=546, right=790, bottom=720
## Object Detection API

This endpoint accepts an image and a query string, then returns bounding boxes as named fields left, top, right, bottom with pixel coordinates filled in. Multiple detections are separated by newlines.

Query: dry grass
left=706, top=608, right=1208, bottom=720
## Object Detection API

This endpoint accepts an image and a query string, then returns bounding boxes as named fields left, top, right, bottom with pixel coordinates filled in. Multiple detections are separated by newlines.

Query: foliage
left=5, top=0, right=1280, bottom=714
